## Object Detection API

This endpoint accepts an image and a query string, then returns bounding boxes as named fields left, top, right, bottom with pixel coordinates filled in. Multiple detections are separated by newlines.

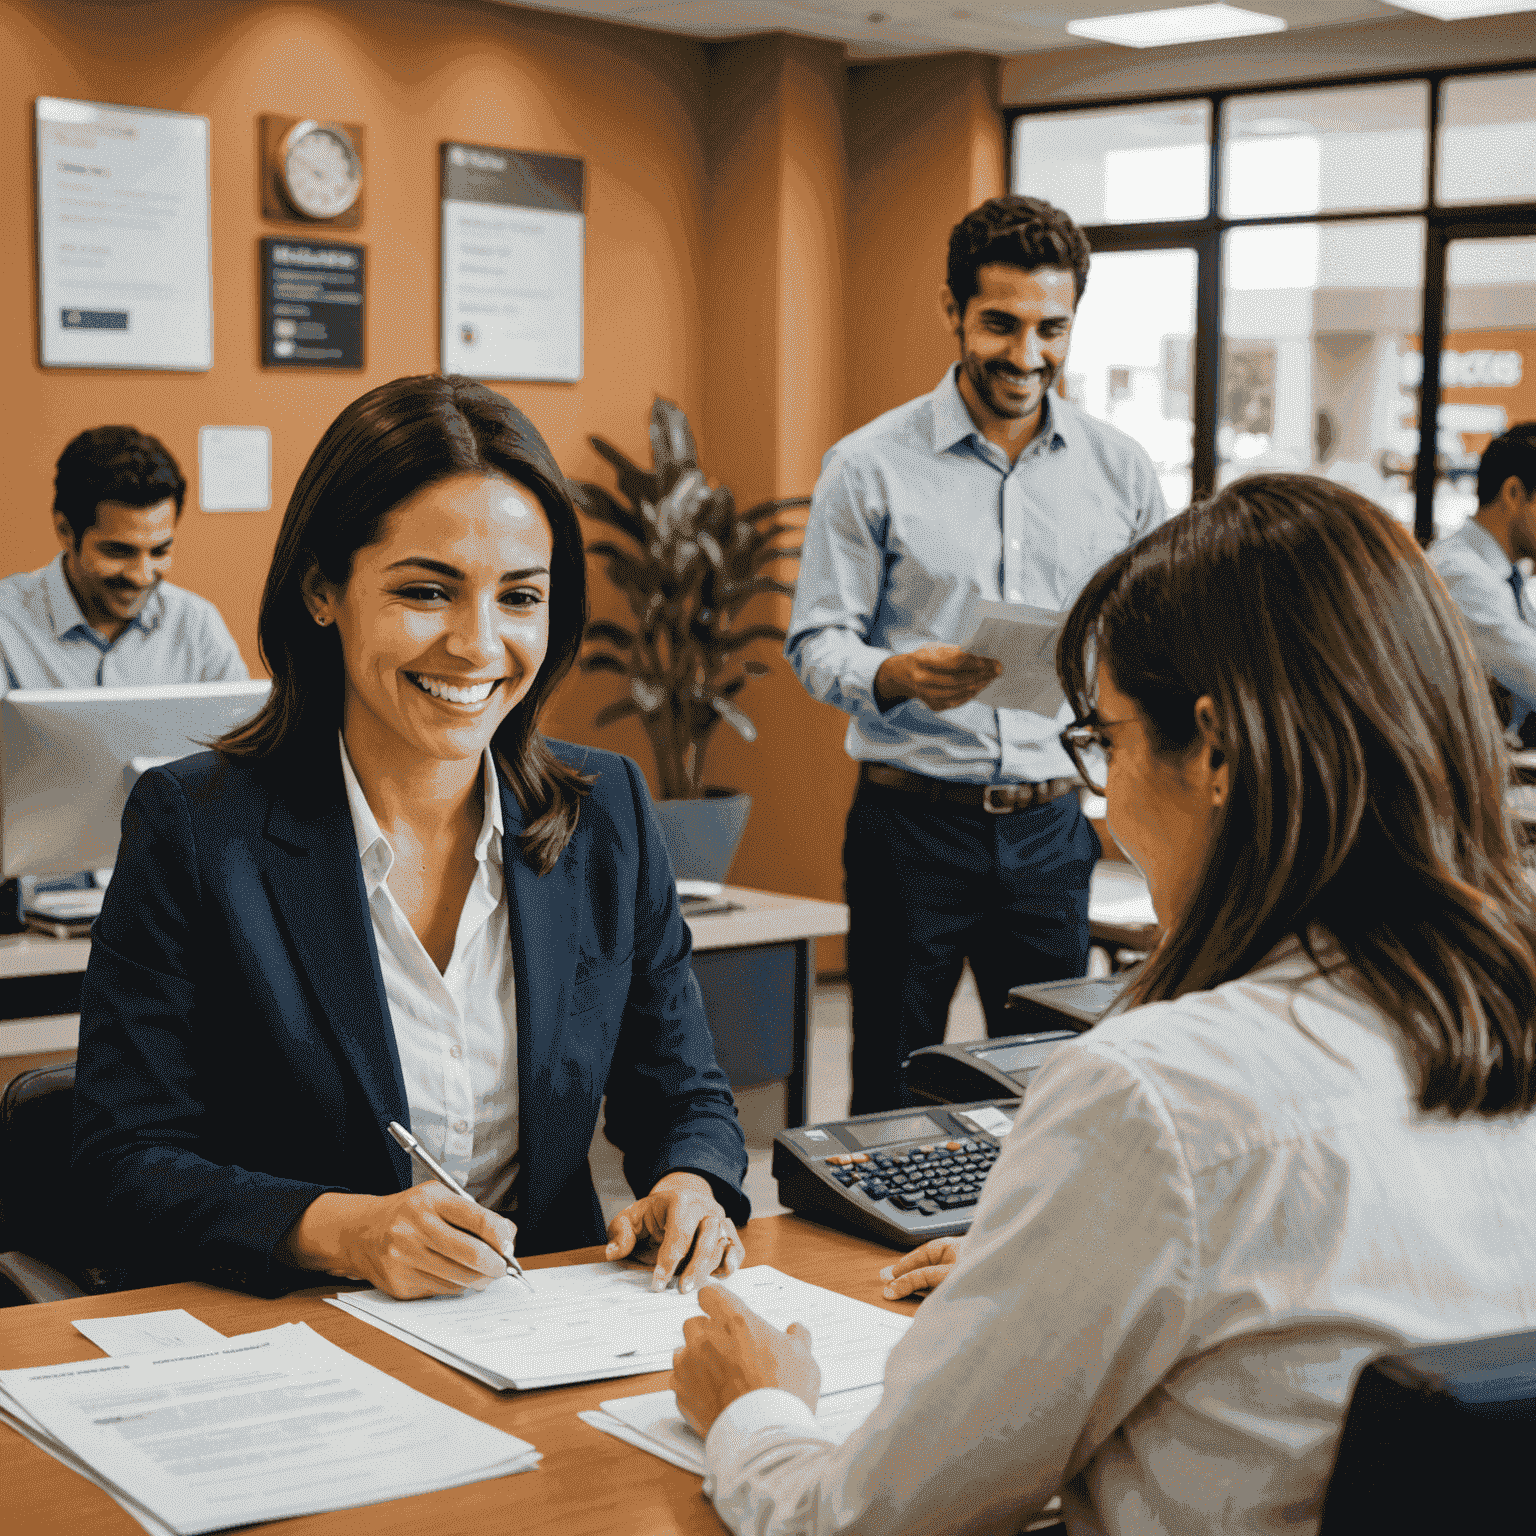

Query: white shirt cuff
left=703, top=1388, right=824, bottom=1491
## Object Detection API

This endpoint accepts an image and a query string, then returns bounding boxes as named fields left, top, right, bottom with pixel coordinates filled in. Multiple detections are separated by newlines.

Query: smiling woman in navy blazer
left=71, top=375, right=750, bottom=1300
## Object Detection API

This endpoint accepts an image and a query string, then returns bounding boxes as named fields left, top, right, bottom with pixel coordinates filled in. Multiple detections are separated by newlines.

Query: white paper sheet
left=335, top=1263, right=911, bottom=1394
left=955, top=600, right=1068, bottom=716
left=35, top=97, right=212, bottom=370
left=0, top=1322, right=538, bottom=1536
left=197, top=426, right=271, bottom=512
left=591, top=1383, right=886, bottom=1476
left=72, top=1310, right=226, bottom=1358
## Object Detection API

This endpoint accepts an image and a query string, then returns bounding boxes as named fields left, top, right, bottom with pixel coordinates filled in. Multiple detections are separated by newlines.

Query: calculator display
left=842, top=1113, right=945, bottom=1150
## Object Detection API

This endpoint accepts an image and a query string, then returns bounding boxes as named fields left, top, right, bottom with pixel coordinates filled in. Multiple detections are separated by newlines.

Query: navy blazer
left=71, top=740, right=749, bottom=1296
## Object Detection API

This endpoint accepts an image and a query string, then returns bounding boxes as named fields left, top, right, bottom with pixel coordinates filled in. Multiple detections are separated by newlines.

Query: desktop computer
left=1, top=681, right=271, bottom=927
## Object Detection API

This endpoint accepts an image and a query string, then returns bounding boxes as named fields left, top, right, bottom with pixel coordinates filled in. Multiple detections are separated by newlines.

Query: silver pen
left=386, top=1120, right=534, bottom=1292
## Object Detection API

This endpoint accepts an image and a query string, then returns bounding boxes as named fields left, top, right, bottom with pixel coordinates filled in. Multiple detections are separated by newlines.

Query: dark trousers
left=842, top=781, right=1095, bottom=1115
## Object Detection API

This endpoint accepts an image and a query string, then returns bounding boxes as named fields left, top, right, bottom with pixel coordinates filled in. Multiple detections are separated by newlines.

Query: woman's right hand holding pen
left=278, top=1185, right=518, bottom=1299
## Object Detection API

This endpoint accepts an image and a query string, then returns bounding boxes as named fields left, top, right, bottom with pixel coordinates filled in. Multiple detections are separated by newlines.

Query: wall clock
left=260, top=116, right=366, bottom=228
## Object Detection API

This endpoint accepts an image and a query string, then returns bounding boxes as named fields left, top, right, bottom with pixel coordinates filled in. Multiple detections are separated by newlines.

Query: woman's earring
left=314, top=613, right=330, bottom=626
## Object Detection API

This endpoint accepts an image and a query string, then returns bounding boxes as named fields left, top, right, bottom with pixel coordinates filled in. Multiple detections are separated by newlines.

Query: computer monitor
left=1, top=681, right=272, bottom=881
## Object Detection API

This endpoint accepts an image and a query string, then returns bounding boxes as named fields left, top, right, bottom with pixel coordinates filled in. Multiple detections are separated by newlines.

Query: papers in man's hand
left=0, top=1321, right=539, bottom=1536
left=331, top=1263, right=911, bottom=1394
left=955, top=600, right=1067, bottom=715
left=581, top=1382, right=885, bottom=1475
left=71, top=1309, right=228, bottom=1358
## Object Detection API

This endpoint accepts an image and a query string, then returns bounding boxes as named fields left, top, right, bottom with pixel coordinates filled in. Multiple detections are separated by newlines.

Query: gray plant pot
left=653, top=788, right=752, bottom=884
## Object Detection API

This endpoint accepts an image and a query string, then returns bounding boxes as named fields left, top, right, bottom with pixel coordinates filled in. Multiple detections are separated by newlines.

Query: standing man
left=1429, top=423, right=1536, bottom=731
left=0, top=425, right=247, bottom=693
left=787, top=195, right=1167, bottom=1114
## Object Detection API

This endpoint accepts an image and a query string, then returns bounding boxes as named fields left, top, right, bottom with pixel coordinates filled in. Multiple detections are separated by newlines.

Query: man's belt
left=860, top=762, right=1081, bottom=814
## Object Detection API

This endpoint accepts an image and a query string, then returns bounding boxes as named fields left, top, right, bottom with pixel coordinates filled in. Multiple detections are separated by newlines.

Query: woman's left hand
left=606, top=1170, right=745, bottom=1292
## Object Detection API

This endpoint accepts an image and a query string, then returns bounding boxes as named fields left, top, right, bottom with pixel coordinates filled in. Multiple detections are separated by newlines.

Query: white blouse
left=704, top=947, right=1536, bottom=1535
left=339, top=737, right=520, bottom=1210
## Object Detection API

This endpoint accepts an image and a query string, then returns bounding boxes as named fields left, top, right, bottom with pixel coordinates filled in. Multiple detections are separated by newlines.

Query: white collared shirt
left=1429, top=517, right=1536, bottom=710
left=704, top=949, right=1536, bottom=1535
left=339, top=736, right=520, bottom=1210
left=0, top=553, right=247, bottom=693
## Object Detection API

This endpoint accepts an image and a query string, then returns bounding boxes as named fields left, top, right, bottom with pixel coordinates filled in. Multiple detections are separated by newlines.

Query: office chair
left=0, top=1059, right=101, bottom=1304
left=1318, top=1328, right=1536, bottom=1533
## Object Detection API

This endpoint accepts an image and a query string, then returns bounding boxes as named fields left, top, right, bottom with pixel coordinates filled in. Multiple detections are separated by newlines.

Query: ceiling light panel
left=1388, top=1, right=1536, bottom=18
left=1066, top=3, right=1288, bottom=47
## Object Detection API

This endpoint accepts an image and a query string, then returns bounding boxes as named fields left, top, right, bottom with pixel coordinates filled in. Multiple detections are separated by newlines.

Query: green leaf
left=579, top=652, right=629, bottom=675
left=721, top=578, right=797, bottom=618
left=594, top=699, right=641, bottom=727
left=743, top=659, right=771, bottom=676
left=650, top=398, right=700, bottom=482
left=573, top=482, right=645, bottom=543
left=706, top=692, right=757, bottom=742
left=590, top=437, right=662, bottom=508
left=711, top=624, right=788, bottom=654
left=584, top=619, right=635, bottom=649
left=739, top=495, right=811, bottom=523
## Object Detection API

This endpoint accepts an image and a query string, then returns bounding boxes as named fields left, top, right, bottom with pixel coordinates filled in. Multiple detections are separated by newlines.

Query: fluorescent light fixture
left=1388, top=1, right=1536, bottom=18
left=1067, top=4, right=1287, bottom=48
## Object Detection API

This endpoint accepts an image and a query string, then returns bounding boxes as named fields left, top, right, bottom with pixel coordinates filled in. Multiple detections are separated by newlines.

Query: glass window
left=1219, top=218, right=1425, bottom=526
left=1425, top=235, right=1536, bottom=535
left=1222, top=81, right=1428, bottom=218
left=1438, top=71, right=1536, bottom=207
left=1062, top=248, right=1197, bottom=511
left=1014, top=101, right=1209, bottom=225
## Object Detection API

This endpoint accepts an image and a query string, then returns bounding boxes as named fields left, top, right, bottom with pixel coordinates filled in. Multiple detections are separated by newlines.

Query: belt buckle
left=982, top=784, right=1020, bottom=814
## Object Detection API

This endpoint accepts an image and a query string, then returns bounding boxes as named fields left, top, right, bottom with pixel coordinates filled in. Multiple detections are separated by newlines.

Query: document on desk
left=71, top=1309, right=227, bottom=1358
left=955, top=600, right=1067, bottom=716
left=330, top=1263, right=911, bottom=1394
left=0, top=1321, right=539, bottom=1536
left=581, top=1381, right=885, bottom=1475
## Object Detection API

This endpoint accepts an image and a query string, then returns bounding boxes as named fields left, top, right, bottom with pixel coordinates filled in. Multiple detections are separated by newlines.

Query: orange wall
left=2, top=0, right=711, bottom=694
left=2, top=1, right=1007, bottom=973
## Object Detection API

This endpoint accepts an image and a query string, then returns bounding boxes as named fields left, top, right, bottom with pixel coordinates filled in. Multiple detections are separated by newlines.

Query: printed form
left=330, top=1263, right=911, bottom=1393
left=0, top=1321, right=538, bottom=1536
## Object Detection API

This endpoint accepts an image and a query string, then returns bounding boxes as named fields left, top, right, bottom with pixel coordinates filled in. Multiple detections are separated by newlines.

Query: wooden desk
left=0, top=933, right=88, bottom=1041
left=0, top=1214, right=899, bottom=1536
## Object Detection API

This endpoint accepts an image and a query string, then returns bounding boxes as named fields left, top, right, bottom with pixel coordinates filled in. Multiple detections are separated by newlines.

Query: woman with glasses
left=672, top=472, right=1536, bottom=1536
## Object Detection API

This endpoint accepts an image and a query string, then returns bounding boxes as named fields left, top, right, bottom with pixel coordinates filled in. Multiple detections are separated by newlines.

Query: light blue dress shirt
left=0, top=554, right=247, bottom=694
left=1429, top=518, right=1536, bottom=719
left=786, top=368, right=1168, bottom=783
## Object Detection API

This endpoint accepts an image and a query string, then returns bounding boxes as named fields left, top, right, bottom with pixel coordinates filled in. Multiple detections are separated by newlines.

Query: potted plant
left=571, top=397, right=807, bottom=882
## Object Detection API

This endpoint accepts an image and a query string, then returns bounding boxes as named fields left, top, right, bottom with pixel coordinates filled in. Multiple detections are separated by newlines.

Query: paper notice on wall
left=440, top=142, right=584, bottom=382
left=198, top=427, right=271, bottom=512
left=35, top=97, right=212, bottom=370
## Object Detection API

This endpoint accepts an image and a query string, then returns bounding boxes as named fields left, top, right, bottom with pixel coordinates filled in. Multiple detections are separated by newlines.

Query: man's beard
left=962, top=339, right=1055, bottom=421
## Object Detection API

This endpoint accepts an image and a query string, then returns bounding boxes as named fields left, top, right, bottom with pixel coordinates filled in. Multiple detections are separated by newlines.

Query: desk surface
left=0, top=1213, right=904, bottom=1536
left=0, top=887, right=849, bottom=982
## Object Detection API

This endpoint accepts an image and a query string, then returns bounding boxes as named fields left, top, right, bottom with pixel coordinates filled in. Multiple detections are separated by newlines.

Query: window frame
left=1007, top=57, right=1536, bottom=543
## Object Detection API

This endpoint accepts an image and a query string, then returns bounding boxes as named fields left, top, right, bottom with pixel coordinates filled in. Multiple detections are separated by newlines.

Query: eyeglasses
left=1059, top=717, right=1133, bottom=793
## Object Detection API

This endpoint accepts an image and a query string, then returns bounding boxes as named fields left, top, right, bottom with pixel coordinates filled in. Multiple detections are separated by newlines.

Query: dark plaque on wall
left=260, top=238, right=365, bottom=368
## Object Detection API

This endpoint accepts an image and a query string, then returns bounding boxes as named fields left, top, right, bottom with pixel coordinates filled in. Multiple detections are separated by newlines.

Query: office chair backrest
left=0, top=1060, right=80, bottom=1271
left=1318, top=1328, right=1536, bottom=1533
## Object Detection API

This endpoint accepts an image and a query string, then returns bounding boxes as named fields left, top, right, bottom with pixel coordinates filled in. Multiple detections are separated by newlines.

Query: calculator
left=772, top=1100, right=1023, bottom=1248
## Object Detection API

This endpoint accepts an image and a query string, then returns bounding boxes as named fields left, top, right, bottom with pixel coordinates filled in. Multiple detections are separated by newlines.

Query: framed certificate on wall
left=440, top=143, right=584, bottom=383
left=35, top=96, right=213, bottom=371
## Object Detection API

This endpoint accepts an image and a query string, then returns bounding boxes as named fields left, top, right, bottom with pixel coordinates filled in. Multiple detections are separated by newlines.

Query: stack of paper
left=331, top=1263, right=912, bottom=1394
left=0, top=1319, right=539, bottom=1536
left=582, top=1382, right=885, bottom=1473
left=955, top=600, right=1067, bottom=716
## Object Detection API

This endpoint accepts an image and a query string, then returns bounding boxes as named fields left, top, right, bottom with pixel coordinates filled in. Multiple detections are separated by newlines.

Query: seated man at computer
left=1429, top=422, right=1536, bottom=731
left=0, top=425, right=246, bottom=692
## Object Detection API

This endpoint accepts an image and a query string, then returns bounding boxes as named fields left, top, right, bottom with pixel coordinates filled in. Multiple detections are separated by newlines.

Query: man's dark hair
left=1477, top=423, right=1536, bottom=509
left=53, top=426, right=187, bottom=545
left=946, top=195, right=1092, bottom=314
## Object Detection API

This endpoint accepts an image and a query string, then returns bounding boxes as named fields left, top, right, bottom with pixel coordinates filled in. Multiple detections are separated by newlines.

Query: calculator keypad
left=825, top=1139, right=998, bottom=1212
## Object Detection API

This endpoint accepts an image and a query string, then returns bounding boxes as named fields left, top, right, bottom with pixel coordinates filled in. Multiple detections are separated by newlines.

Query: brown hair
left=1059, top=471, right=1536, bottom=1116
left=217, top=374, right=591, bottom=874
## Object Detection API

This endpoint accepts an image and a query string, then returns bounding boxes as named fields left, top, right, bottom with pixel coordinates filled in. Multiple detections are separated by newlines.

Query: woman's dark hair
left=1059, top=471, right=1536, bottom=1117
left=218, top=374, right=591, bottom=874
left=946, top=194, right=1092, bottom=313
